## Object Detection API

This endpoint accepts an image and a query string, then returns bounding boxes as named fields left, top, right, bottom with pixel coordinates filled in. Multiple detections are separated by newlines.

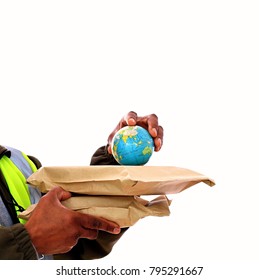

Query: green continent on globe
left=111, top=125, right=154, bottom=165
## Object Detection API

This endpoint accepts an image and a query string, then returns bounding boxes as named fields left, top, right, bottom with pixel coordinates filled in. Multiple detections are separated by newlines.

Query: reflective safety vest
left=0, top=146, right=41, bottom=224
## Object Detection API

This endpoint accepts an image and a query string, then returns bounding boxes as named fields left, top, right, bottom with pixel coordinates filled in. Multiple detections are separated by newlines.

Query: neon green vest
left=0, top=147, right=39, bottom=224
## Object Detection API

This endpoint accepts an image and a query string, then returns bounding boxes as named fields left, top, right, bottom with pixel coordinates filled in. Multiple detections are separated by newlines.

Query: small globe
left=111, top=125, right=154, bottom=165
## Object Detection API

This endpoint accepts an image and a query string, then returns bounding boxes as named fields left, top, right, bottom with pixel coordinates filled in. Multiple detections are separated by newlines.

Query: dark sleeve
left=28, top=155, right=42, bottom=169
left=90, top=145, right=119, bottom=166
left=54, top=227, right=128, bottom=260
left=54, top=145, right=129, bottom=260
left=0, top=224, right=37, bottom=260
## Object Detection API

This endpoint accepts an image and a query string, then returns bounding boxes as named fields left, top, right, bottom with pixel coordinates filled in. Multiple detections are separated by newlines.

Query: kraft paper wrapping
left=18, top=195, right=171, bottom=228
left=27, top=166, right=215, bottom=195
left=25, top=166, right=215, bottom=227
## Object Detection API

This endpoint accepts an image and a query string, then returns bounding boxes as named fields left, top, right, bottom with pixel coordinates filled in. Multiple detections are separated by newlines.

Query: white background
left=0, top=1, right=258, bottom=279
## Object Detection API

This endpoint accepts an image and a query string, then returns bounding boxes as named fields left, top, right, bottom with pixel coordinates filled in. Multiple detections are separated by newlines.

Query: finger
left=107, top=111, right=137, bottom=148
left=79, top=213, right=121, bottom=234
left=157, top=125, right=164, bottom=141
left=124, top=111, right=137, bottom=126
left=154, top=126, right=163, bottom=152
left=48, top=186, right=72, bottom=201
left=107, top=145, right=112, bottom=154
left=154, top=125, right=164, bottom=151
left=145, top=114, right=159, bottom=138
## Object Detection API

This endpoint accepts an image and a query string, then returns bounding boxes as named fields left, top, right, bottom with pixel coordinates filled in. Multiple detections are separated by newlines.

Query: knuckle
left=65, top=212, right=79, bottom=227
left=92, top=219, right=102, bottom=228
left=158, top=125, right=164, bottom=134
left=150, top=113, right=158, bottom=120
left=39, top=193, right=50, bottom=205
left=128, top=110, right=137, bottom=115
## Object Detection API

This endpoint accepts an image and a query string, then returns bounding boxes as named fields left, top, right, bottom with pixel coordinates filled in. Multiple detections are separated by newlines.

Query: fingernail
left=156, top=138, right=162, bottom=151
left=128, top=118, right=136, bottom=125
left=151, top=128, right=157, bottom=137
left=113, top=227, right=121, bottom=234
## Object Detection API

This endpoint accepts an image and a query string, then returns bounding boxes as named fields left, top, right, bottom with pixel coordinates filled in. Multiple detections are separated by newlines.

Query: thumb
left=48, top=186, right=72, bottom=202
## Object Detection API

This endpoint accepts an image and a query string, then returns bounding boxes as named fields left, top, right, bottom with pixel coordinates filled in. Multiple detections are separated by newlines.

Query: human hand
left=24, top=186, right=121, bottom=255
left=107, top=111, right=164, bottom=154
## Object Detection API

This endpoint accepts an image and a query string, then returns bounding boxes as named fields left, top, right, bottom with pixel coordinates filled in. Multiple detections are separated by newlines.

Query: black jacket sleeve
left=0, top=224, right=37, bottom=260
left=90, top=145, right=119, bottom=166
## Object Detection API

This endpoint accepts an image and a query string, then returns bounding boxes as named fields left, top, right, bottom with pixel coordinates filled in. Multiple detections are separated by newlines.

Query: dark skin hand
left=107, top=111, right=164, bottom=154
left=25, top=186, right=121, bottom=255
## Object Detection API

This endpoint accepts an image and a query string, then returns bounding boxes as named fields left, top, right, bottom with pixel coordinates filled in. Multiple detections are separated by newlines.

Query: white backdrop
left=1, top=1, right=258, bottom=279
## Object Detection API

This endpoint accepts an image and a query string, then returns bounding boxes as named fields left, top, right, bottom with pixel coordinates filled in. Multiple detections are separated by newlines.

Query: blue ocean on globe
left=111, top=125, right=154, bottom=165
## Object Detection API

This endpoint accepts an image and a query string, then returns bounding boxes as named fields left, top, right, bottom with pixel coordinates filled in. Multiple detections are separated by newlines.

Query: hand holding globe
left=107, top=111, right=164, bottom=165
left=111, top=125, right=154, bottom=165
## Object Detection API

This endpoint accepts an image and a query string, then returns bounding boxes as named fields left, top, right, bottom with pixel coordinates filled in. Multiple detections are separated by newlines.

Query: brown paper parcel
left=18, top=195, right=171, bottom=228
left=25, top=166, right=214, bottom=227
left=27, top=165, right=215, bottom=196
